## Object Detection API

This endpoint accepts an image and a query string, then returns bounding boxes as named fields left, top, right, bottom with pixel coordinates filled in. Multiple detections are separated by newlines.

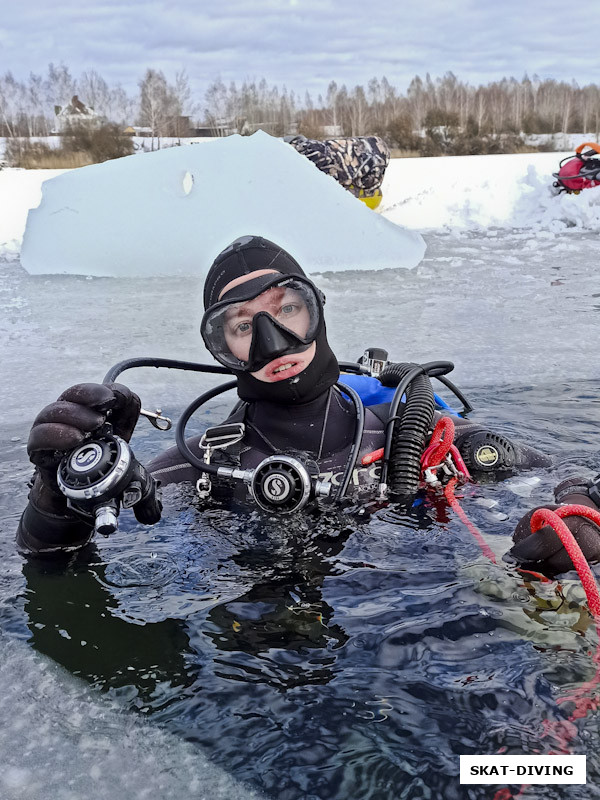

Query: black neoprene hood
left=203, top=235, right=307, bottom=309
left=203, top=235, right=339, bottom=404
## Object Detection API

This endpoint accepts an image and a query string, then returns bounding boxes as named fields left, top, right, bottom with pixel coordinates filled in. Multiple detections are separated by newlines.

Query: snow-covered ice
left=0, top=635, right=262, bottom=800
left=3, top=140, right=599, bottom=279
left=380, top=152, right=600, bottom=232
left=0, top=167, right=68, bottom=256
left=19, top=131, right=425, bottom=277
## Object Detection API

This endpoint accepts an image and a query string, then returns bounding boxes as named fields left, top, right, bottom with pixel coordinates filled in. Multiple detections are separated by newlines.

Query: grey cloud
left=1, top=0, right=596, bottom=103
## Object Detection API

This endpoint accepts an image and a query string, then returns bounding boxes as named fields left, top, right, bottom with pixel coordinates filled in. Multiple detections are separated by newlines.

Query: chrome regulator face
left=56, top=434, right=136, bottom=536
left=250, top=455, right=312, bottom=513
left=57, top=436, right=132, bottom=501
left=248, top=455, right=331, bottom=513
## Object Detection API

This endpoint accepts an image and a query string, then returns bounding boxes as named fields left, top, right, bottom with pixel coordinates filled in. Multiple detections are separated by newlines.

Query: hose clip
left=423, top=451, right=468, bottom=488
left=140, top=408, right=172, bottom=431
left=196, top=424, right=245, bottom=500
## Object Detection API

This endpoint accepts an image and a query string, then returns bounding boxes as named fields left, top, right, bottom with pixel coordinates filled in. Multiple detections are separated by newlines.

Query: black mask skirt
left=237, top=325, right=339, bottom=404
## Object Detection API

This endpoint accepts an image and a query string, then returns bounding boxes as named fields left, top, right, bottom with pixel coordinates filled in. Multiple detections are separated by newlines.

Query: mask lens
left=202, top=278, right=321, bottom=371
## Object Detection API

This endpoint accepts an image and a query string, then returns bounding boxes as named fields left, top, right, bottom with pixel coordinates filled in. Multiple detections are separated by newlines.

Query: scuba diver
left=17, top=234, right=590, bottom=577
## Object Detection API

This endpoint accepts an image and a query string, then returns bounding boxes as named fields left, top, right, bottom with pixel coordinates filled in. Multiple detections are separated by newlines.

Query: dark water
left=2, top=382, right=600, bottom=800
left=3, top=227, right=600, bottom=797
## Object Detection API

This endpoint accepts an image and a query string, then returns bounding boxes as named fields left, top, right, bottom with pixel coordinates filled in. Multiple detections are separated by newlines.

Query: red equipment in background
left=553, top=142, right=600, bottom=193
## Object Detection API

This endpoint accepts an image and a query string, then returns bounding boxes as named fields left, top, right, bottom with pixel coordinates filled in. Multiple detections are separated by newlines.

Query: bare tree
left=79, top=70, right=111, bottom=118
left=108, top=85, right=136, bottom=126
left=173, top=70, right=199, bottom=132
left=27, top=72, right=48, bottom=136
left=0, top=72, right=22, bottom=136
left=204, top=78, right=230, bottom=134
left=45, top=63, right=77, bottom=112
left=348, top=85, right=370, bottom=135
left=138, top=68, right=181, bottom=147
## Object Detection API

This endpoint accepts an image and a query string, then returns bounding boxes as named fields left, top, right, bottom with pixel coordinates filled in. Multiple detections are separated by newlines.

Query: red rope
left=490, top=505, right=600, bottom=797
left=444, top=477, right=498, bottom=563
left=421, top=416, right=454, bottom=467
left=530, top=507, right=600, bottom=617
left=421, top=416, right=471, bottom=485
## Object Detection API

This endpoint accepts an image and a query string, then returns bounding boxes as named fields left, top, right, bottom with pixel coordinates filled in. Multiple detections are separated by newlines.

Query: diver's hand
left=508, top=479, right=600, bottom=574
left=27, top=383, right=141, bottom=490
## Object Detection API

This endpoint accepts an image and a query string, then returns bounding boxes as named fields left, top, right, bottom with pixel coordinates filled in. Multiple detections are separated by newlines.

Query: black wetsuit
left=150, top=387, right=387, bottom=497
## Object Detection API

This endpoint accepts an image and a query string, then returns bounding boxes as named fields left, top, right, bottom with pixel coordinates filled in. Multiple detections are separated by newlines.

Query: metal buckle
left=199, top=423, right=245, bottom=451
left=140, top=408, right=172, bottom=430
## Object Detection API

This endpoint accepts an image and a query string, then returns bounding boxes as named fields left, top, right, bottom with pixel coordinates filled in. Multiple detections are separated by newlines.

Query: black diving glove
left=19, top=383, right=142, bottom=553
left=26, top=382, right=141, bottom=500
left=507, top=477, right=600, bottom=575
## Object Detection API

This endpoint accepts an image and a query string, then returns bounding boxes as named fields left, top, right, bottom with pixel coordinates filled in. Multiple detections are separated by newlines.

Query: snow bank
left=380, top=152, right=600, bottom=232
left=19, top=131, right=425, bottom=277
left=0, top=168, right=68, bottom=256
left=6, top=145, right=600, bottom=273
left=523, top=132, right=600, bottom=151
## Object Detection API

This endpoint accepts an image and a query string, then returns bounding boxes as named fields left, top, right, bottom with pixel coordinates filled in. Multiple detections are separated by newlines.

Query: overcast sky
left=1, top=0, right=595, bottom=104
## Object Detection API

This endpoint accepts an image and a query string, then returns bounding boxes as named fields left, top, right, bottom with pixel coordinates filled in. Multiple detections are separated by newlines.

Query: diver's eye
left=235, top=321, right=252, bottom=335
left=281, top=304, right=296, bottom=315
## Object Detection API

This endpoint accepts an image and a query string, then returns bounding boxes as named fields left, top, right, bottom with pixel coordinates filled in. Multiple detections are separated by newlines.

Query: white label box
left=460, top=755, right=586, bottom=784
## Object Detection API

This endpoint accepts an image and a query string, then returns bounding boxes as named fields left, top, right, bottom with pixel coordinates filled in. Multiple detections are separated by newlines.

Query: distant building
left=124, top=118, right=202, bottom=138
left=124, top=126, right=153, bottom=137
left=190, top=125, right=225, bottom=138
left=198, top=118, right=239, bottom=137
left=54, top=96, right=101, bottom=132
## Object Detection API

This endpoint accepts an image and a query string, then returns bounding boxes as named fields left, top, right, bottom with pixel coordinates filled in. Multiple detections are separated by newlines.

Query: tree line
left=0, top=64, right=195, bottom=138
left=2, top=65, right=600, bottom=152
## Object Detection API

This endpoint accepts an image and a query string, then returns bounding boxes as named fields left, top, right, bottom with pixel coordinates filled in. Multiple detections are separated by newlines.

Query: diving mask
left=201, top=274, right=324, bottom=373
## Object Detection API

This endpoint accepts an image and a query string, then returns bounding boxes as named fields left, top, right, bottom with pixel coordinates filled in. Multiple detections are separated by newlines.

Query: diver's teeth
left=274, top=362, right=294, bottom=374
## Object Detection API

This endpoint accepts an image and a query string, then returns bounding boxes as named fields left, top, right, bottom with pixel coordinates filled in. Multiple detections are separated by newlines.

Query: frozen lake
left=2, top=221, right=600, bottom=799
left=3, top=226, right=600, bottom=423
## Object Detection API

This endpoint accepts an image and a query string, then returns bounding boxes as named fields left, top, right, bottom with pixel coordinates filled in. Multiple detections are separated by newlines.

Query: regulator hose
left=379, top=361, right=458, bottom=498
left=175, top=380, right=239, bottom=474
left=103, top=357, right=367, bottom=384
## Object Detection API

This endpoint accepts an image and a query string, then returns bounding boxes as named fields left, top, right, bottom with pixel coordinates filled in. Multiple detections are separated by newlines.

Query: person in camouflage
left=286, top=135, right=390, bottom=207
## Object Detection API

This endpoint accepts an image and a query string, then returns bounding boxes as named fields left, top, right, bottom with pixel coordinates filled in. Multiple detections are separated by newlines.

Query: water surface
left=1, top=229, right=600, bottom=799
